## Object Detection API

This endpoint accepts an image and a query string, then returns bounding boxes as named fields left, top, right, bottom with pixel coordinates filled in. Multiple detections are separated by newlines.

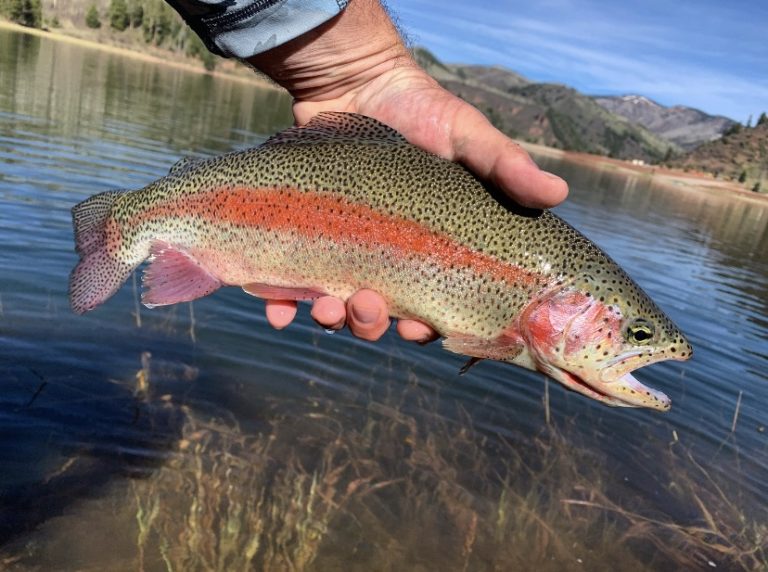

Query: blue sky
left=386, top=0, right=767, bottom=122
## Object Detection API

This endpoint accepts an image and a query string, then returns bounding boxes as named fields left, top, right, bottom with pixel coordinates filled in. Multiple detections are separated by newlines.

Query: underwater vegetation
left=1, top=354, right=765, bottom=572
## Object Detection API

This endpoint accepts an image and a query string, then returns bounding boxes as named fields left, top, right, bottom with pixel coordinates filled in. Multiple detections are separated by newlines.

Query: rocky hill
left=4, top=5, right=753, bottom=173
left=593, top=95, right=737, bottom=150
left=667, top=120, right=768, bottom=191
left=412, top=48, right=674, bottom=162
left=446, top=64, right=529, bottom=92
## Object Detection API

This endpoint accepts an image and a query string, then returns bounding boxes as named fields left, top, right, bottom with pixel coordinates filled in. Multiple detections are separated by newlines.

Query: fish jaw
left=540, top=362, right=670, bottom=410
left=590, top=349, right=693, bottom=410
left=520, top=286, right=686, bottom=410
left=607, top=372, right=671, bottom=410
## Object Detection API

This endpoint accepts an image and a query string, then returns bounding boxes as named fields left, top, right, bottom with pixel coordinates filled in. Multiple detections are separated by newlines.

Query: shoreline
left=520, top=141, right=767, bottom=203
left=0, top=19, right=280, bottom=91
left=2, top=19, right=765, bottom=204
left=564, top=148, right=768, bottom=203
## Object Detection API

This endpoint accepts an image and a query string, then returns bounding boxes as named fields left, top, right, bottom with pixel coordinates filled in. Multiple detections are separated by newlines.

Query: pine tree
left=85, top=4, right=101, bottom=28
left=185, top=32, right=217, bottom=71
left=142, top=0, right=173, bottom=45
left=130, top=3, right=143, bottom=27
left=109, top=0, right=130, bottom=31
left=758, top=112, right=767, bottom=126
left=9, top=0, right=42, bottom=28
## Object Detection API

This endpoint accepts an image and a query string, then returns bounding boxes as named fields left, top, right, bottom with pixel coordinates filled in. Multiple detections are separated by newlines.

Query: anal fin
left=142, top=241, right=221, bottom=308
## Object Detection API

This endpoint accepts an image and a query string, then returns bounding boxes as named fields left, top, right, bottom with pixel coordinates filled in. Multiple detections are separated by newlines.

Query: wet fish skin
left=69, top=112, right=692, bottom=410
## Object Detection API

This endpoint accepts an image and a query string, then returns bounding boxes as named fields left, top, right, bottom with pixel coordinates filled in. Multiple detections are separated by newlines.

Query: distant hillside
left=413, top=48, right=766, bottom=190
left=667, top=120, right=768, bottom=191
left=1, top=0, right=217, bottom=69
left=2, top=8, right=742, bottom=169
left=593, top=95, right=737, bottom=150
left=447, top=64, right=529, bottom=92
left=413, top=48, right=674, bottom=162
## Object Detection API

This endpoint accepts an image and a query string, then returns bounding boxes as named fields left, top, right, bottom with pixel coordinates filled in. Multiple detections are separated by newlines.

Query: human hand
left=249, top=0, right=568, bottom=342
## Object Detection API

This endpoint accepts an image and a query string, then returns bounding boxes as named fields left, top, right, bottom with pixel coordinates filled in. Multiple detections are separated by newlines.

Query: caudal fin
left=69, top=191, right=136, bottom=314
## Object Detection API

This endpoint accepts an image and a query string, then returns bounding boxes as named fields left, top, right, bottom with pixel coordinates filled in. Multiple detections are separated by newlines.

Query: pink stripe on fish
left=137, top=187, right=543, bottom=290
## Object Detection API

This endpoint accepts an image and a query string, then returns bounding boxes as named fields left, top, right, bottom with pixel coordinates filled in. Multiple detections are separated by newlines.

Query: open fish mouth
left=550, top=366, right=671, bottom=411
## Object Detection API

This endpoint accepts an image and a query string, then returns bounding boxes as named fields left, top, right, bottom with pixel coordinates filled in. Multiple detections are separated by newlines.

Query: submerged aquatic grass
left=2, top=356, right=765, bottom=571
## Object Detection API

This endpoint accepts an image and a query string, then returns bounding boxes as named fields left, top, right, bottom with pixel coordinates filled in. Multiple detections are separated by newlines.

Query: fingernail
left=351, top=303, right=380, bottom=324
left=542, top=171, right=563, bottom=181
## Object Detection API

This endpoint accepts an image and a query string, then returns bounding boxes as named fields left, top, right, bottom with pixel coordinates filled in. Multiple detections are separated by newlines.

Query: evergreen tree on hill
left=130, top=3, right=143, bottom=27
left=109, top=0, right=130, bottom=31
left=85, top=4, right=101, bottom=28
left=7, top=0, right=42, bottom=28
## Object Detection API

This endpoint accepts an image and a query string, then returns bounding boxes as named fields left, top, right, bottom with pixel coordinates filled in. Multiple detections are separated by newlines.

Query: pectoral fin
left=443, top=334, right=524, bottom=371
left=459, top=357, right=484, bottom=376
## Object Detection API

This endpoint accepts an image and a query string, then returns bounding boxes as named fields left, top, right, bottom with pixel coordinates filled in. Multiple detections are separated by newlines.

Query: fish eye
left=626, top=318, right=655, bottom=345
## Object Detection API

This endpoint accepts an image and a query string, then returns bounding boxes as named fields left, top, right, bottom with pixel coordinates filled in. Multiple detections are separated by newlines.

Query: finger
left=396, top=319, right=439, bottom=344
left=346, top=289, right=391, bottom=341
left=265, top=299, right=298, bottom=329
left=310, top=296, right=347, bottom=330
left=450, top=106, right=568, bottom=209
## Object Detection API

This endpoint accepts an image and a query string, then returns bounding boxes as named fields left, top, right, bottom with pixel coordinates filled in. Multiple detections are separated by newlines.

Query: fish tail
left=69, top=190, right=136, bottom=314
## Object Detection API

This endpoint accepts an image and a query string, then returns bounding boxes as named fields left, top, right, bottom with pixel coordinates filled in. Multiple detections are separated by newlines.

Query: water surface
left=0, top=28, right=766, bottom=571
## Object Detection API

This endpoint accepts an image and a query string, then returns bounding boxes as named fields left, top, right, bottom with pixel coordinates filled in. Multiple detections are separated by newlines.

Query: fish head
left=520, top=269, right=692, bottom=410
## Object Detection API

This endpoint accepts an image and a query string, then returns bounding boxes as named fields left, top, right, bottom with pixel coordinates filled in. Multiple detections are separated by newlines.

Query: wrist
left=247, top=0, right=415, bottom=102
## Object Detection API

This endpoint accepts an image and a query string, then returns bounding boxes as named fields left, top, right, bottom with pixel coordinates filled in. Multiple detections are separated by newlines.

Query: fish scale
left=69, top=112, right=692, bottom=410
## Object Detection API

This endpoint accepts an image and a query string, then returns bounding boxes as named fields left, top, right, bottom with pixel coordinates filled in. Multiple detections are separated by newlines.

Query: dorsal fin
left=263, top=112, right=407, bottom=147
left=168, top=156, right=202, bottom=175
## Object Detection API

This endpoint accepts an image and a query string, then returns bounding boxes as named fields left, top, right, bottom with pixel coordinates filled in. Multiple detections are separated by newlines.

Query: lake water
left=0, top=28, right=766, bottom=571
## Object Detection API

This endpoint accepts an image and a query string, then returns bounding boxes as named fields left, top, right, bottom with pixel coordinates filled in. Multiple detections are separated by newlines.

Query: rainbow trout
left=69, top=112, right=692, bottom=410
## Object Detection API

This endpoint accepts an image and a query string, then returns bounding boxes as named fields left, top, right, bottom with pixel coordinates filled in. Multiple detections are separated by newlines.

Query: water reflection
left=0, top=28, right=293, bottom=152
